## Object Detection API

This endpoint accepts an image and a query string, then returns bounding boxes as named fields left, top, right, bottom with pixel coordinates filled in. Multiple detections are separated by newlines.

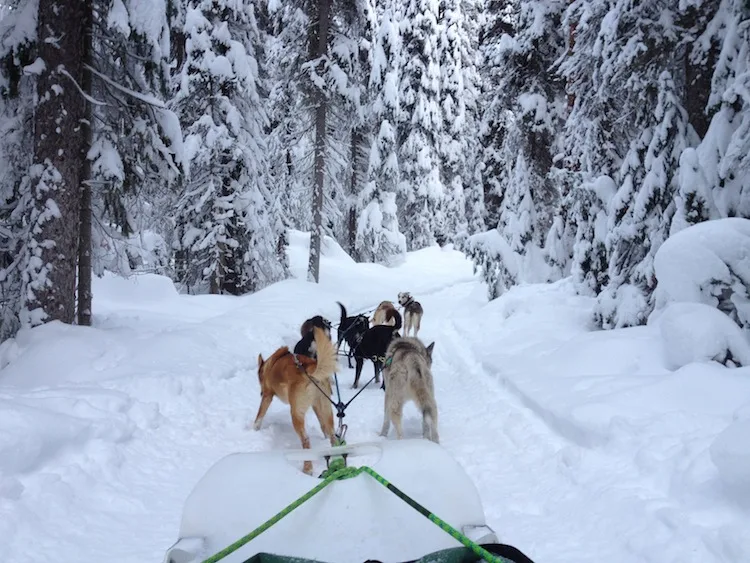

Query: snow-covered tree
left=172, top=0, right=286, bottom=294
left=466, top=0, right=566, bottom=295
left=437, top=0, right=470, bottom=241
left=0, top=0, right=36, bottom=340
left=458, top=0, right=484, bottom=236
left=673, top=0, right=750, bottom=232
left=356, top=0, right=407, bottom=263
left=397, top=0, right=444, bottom=250
left=596, top=71, right=693, bottom=328
left=263, top=1, right=313, bottom=239
left=89, top=0, right=184, bottom=280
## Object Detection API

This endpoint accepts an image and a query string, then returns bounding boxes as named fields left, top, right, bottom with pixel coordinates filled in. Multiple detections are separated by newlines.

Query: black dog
left=350, top=309, right=402, bottom=389
left=336, top=302, right=370, bottom=368
left=294, top=315, right=332, bottom=359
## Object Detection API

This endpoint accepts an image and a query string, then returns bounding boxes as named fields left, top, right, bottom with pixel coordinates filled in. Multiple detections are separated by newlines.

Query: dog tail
left=337, top=301, right=348, bottom=324
left=391, top=309, right=403, bottom=331
left=310, top=326, right=338, bottom=383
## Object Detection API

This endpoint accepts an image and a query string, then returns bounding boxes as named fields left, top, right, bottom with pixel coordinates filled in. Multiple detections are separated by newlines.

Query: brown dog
left=253, top=327, right=338, bottom=475
left=371, top=300, right=398, bottom=326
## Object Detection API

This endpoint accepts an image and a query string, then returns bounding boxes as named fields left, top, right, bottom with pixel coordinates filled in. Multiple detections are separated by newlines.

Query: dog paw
left=252, top=420, right=262, bottom=431
left=303, top=461, right=313, bottom=475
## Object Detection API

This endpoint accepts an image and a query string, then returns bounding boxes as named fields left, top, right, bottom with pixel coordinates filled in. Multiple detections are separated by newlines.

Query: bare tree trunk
left=306, top=0, right=332, bottom=283
left=566, top=0, right=576, bottom=112
left=77, top=0, right=94, bottom=326
left=347, top=127, right=363, bottom=257
left=28, top=0, right=87, bottom=325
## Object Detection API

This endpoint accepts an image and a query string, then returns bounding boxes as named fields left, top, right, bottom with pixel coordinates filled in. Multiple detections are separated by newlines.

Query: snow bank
left=710, top=419, right=750, bottom=505
left=649, top=301, right=750, bottom=369
left=653, top=218, right=750, bottom=328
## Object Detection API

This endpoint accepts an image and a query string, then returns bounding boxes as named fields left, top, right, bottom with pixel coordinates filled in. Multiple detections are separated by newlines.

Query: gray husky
left=379, top=337, right=439, bottom=443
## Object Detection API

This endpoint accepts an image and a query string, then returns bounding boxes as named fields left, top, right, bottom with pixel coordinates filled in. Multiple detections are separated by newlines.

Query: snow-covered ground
left=1, top=230, right=749, bottom=563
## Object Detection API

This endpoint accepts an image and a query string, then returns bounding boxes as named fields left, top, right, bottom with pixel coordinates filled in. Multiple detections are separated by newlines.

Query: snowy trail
left=2, top=239, right=749, bottom=563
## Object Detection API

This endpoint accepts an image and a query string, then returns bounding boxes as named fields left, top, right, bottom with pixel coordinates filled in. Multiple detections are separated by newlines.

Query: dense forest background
left=0, top=0, right=748, bottom=342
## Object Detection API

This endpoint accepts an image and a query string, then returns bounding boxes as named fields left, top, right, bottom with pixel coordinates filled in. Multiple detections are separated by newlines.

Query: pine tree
left=398, top=0, right=444, bottom=250
left=596, top=71, right=693, bottom=328
left=0, top=0, right=37, bottom=340
left=355, top=0, right=407, bottom=263
left=437, top=0, right=465, bottom=242
left=89, top=0, right=184, bottom=279
left=172, top=0, right=285, bottom=294
left=674, top=0, right=750, bottom=230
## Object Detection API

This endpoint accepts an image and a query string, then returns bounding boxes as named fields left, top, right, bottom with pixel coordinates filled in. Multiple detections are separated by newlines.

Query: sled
left=161, top=439, right=535, bottom=563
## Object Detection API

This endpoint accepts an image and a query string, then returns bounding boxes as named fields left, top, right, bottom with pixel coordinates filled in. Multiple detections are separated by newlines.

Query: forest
left=0, top=0, right=748, bottom=342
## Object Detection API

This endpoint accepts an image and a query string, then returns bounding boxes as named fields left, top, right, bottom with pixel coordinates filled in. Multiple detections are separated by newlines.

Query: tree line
left=0, top=0, right=747, bottom=342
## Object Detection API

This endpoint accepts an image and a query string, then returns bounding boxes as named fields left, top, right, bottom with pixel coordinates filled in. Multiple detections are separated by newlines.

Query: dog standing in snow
left=379, top=336, right=439, bottom=443
left=398, top=292, right=423, bottom=337
left=254, top=327, right=338, bottom=475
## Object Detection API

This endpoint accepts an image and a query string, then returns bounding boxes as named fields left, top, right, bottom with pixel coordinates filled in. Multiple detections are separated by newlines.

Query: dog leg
left=379, top=397, right=391, bottom=437
left=414, top=315, right=421, bottom=338
left=353, top=357, right=364, bottom=389
left=313, top=398, right=336, bottom=446
left=389, top=401, right=405, bottom=439
left=291, top=408, right=313, bottom=475
left=252, top=392, right=274, bottom=430
left=422, top=409, right=439, bottom=443
left=347, top=347, right=354, bottom=369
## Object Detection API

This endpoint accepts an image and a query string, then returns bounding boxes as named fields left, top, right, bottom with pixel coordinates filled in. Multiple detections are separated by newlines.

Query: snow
left=2, top=230, right=750, bottom=563
left=648, top=301, right=750, bottom=369
left=653, top=218, right=750, bottom=328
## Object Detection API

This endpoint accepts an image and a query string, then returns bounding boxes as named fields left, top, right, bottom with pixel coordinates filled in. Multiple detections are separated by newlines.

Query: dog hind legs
left=379, top=399, right=391, bottom=437
left=387, top=401, right=405, bottom=439
left=313, top=397, right=335, bottom=446
left=252, top=392, right=274, bottom=430
left=291, top=407, right=313, bottom=474
left=422, top=407, right=439, bottom=443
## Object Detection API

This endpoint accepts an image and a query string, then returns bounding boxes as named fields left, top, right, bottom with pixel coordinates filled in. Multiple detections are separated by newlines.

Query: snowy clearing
left=1, top=231, right=749, bottom=563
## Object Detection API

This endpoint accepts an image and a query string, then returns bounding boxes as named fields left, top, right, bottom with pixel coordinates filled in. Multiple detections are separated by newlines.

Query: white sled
left=163, top=439, right=498, bottom=563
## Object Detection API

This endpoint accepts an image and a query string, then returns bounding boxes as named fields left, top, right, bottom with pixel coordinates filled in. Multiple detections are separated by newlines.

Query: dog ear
left=426, top=342, right=435, bottom=358
left=257, top=354, right=264, bottom=368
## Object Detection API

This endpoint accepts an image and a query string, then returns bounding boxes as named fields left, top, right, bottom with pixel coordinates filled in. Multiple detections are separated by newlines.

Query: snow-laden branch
left=58, top=68, right=108, bottom=106
left=84, top=64, right=166, bottom=108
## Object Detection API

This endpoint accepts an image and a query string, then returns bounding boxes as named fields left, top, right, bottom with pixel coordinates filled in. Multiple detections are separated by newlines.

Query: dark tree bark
left=28, top=0, right=87, bottom=325
left=77, top=0, right=94, bottom=327
left=347, top=126, right=364, bottom=257
left=306, top=0, right=332, bottom=283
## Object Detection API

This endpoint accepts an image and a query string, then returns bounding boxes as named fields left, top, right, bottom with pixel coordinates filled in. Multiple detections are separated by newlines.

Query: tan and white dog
left=371, top=300, right=399, bottom=327
left=398, top=291, right=424, bottom=337
left=380, top=337, right=439, bottom=443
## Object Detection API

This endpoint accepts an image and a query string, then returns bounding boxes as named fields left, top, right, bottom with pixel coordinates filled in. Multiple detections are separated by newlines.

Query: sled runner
left=162, top=440, right=534, bottom=563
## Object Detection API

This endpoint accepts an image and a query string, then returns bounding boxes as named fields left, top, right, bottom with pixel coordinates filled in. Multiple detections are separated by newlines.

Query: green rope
left=201, top=465, right=509, bottom=563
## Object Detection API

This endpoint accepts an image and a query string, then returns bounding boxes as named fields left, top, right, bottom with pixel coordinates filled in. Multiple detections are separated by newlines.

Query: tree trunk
left=347, top=127, right=363, bottom=257
left=566, top=0, right=576, bottom=112
left=77, top=0, right=94, bottom=327
left=28, top=0, right=87, bottom=326
left=306, top=0, right=332, bottom=283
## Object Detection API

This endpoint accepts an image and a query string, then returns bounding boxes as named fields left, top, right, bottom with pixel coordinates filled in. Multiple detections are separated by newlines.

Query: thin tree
left=306, top=0, right=333, bottom=283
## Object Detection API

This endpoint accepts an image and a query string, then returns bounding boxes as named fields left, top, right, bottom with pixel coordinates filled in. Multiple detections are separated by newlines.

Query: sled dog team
left=253, top=291, right=438, bottom=474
